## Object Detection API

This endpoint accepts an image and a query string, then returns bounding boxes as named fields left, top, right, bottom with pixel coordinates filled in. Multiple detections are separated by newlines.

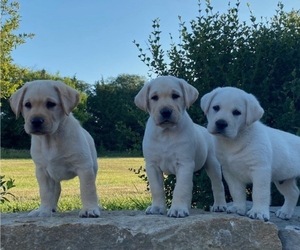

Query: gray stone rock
left=279, top=225, right=300, bottom=250
left=0, top=209, right=288, bottom=250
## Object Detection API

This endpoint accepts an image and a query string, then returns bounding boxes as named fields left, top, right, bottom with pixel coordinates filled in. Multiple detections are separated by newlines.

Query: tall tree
left=0, top=0, right=34, bottom=99
left=85, top=74, right=147, bottom=153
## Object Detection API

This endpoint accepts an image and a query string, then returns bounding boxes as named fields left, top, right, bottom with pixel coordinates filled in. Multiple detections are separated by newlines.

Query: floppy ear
left=200, top=87, right=221, bottom=115
left=134, top=81, right=150, bottom=112
left=245, top=93, right=264, bottom=125
left=178, top=78, right=199, bottom=108
left=54, top=82, right=80, bottom=115
left=9, top=84, right=27, bottom=118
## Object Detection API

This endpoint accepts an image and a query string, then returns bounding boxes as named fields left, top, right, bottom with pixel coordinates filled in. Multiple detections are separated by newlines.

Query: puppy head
left=134, top=76, right=198, bottom=127
left=200, top=87, right=264, bottom=138
left=9, top=80, right=79, bottom=135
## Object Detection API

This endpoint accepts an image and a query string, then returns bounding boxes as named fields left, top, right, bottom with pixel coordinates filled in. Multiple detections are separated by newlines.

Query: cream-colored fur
left=135, top=76, right=226, bottom=217
left=10, top=80, right=100, bottom=217
left=201, top=86, right=300, bottom=221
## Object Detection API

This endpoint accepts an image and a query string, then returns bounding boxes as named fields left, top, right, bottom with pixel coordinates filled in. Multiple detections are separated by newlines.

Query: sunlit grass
left=0, top=158, right=151, bottom=213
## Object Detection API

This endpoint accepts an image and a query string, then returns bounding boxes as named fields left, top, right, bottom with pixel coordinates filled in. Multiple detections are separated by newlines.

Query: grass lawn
left=0, top=157, right=151, bottom=213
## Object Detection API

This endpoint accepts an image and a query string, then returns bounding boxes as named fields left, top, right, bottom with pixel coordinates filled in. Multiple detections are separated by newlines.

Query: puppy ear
left=245, top=93, right=264, bottom=125
left=134, top=81, right=150, bottom=112
left=54, top=82, right=80, bottom=115
left=200, top=88, right=221, bottom=115
left=9, top=84, right=27, bottom=118
left=178, top=78, right=199, bottom=108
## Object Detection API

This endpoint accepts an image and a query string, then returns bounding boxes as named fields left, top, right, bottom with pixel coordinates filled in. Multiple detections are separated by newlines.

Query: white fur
left=201, top=86, right=300, bottom=221
left=10, top=80, right=100, bottom=217
left=135, top=76, right=226, bottom=217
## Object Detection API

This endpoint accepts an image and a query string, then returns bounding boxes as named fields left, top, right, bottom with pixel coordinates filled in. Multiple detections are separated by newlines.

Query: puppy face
left=135, top=76, right=198, bottom=128
left=201, top=87, right=264, bottom=139
left=10, top=80, right=79, bottom=135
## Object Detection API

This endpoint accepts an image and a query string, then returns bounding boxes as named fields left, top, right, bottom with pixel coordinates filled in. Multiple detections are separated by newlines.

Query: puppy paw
left=79, top=206, right=101, bottom=218
left=226, top=205, right=246, bottom=216
left=28, top=207, right=54, bottom=217
left=247, top=208, right=269, bottom=221
left=145, top=205, right=165, bottom=215
left=211, top=205, right=227, bottom=212
left=275, top=209, right=292, bottom=220
left=167, top=206, right=189, bottom=218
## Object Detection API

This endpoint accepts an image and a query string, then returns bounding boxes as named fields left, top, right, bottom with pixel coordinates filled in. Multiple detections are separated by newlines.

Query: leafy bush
left=0, top=175, right=16, bottom=203
left=134, top=0, right=300, bottom=207
left=129, top=166, right=222, bottom=210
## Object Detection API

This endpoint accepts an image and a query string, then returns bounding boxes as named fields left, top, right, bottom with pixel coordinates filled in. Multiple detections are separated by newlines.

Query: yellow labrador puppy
left=135, top=76, right=226, bottom=217
left=201, top=87, right=300, bottom=221
left=10, top=80, right=100, bottom=218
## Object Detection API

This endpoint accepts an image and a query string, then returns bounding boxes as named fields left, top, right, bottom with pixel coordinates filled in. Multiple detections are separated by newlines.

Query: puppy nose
left=160, top=108, right=172, bottom=119
left=31, top=117, right=44, bottom=128
left=215, top=119, right=228, bottom=130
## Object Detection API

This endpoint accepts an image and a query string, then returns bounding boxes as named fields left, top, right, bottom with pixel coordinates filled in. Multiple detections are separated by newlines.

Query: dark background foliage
left=84, top=74, right=147, bottom=153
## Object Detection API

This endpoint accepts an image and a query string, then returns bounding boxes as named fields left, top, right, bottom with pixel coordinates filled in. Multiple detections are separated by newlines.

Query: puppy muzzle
left=211, top=119, right=238, bottom=139
left=28, top=116, right=47, bottom=135
left=158, top=107, right=176, bottom=126
left=215, top=119, right=228, bottom=131
left=210, top=119, right=229, bottom=136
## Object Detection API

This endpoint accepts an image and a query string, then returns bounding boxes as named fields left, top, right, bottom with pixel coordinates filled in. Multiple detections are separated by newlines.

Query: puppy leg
left=146, top=165, right=166, bottom=215
left=274, top=179, right=299, bottom=220
left=28, top=167, right=61, bottom=217
left=247, top=170, right=271, bottom=221
left=204, top=156, right=226, bottom=212
left=222, top=168, right=247, bottom=216
left=167, top=166, right=194, bottom=218
left=78, top=168, right=100, bottom=218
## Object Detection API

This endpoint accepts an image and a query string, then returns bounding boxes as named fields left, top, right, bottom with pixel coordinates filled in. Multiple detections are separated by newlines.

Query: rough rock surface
left=1, top=207, right=299, bottom=250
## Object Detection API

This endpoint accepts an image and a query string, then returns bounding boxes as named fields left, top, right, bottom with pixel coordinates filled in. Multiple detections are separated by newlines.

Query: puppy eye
left=24, top=102, right=32, bottom=109
left=151, top=95, right=158, bottom=101
left=46, top=101, right=56, bottom=109
left=213, top=105, right=220, bottom=112
left=232, top=109, right=241, bottom=116
left=172, top=93, right=180, bottom=99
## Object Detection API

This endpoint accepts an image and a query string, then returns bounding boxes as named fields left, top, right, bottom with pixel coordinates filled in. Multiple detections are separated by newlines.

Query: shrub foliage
left=134, top=1, right=300, bottom=134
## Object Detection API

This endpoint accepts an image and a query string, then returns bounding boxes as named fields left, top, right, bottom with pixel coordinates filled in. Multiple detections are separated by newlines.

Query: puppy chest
left=33, top=158, right=77, bottom=181
left=46, top=164, right=77, bottom=181
left=160, top=157, right=178, bottom=174
left=147, top=151, right=192, bottom=175
left=144, top=149, right=175, bottom=173
left=143, top=135, right=196, bottom=174
left=219, top=154, right=256, bottom=183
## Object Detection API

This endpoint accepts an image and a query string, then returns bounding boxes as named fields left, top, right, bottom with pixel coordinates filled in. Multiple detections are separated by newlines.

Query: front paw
left=167, top=206, right=189, bottom=218
left=28, top=207, right=54, bottom=217
left=247, top=208, right=269, bottom=221
left=79, top=206, right=101, bottom=218
left=275, top=208, right=292, bottom=220
left=227, top=205, right=246, bottom=216
left=211, top=204, right=227, bottom=212
left=145, top=205, right=166, bottom=215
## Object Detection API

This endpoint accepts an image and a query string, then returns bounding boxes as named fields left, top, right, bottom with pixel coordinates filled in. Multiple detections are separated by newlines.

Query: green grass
left=0, top=158, right=151, bottom=213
